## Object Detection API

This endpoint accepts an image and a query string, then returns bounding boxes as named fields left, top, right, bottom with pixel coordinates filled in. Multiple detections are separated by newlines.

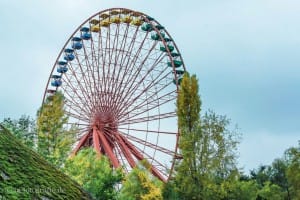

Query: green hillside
left=0, top=125, right=91, bottom=200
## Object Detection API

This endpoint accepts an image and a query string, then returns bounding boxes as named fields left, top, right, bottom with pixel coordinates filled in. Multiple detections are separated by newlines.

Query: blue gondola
left=57, top=61, right=68, bottom=73
left=64, top=48, right=75, bottom=61
left=51, top=74, right=62, bottom=79
left=71, top=37, right=83, bottom=50
left=51, top=79, right=62, bottom=87
left=80, top=27, right=91, bottom=40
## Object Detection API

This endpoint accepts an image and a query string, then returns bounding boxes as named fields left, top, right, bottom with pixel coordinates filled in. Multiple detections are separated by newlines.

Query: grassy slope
left=0, top=125, right=91, bottom=200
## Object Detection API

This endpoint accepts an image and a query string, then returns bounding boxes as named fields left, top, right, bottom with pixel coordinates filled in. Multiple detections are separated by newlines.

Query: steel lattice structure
left=42, top=8, right=186, bottom=182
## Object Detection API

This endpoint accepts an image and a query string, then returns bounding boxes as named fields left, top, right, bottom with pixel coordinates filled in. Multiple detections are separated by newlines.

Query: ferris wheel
left=42, top=8, right=186, bottom=182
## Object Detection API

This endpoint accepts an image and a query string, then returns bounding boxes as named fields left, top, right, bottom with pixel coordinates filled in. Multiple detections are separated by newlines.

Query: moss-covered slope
left=0, top=125, right=91, bottom=200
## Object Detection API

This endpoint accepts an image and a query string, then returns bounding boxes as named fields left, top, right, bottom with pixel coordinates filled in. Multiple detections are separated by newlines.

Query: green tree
left=1, top=115, right=36, bottom=149
left=173, top=73, right=240, bottom=200
left=37, top=92, right=75, bottom=167
left=285, top=142, right=300, bottom=199
left=64, top=148, right=123, bottom=200
left=257, top=181, right=284, bottom=200
left=119, top=162, right=163, bottom=200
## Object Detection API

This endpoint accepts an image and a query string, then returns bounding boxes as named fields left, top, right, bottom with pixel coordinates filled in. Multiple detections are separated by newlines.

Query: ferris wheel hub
left=92, top=111, right=118, bottom=131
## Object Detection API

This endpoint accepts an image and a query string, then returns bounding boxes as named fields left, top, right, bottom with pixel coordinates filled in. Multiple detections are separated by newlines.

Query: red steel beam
left=93, top=127, right=102, bottom=157
left=119, top=133, right=167, bottom=182
left=71, top=132, right=91, bottom=156
left=115, top=133, right=136, bottom=168
left=97, top=128, right=120, bottom=168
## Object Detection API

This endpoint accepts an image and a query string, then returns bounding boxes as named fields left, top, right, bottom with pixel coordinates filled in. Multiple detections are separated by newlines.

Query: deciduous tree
left=65, top=148, right=123, bottom=200
left=36, top=92, right=74, bottom=167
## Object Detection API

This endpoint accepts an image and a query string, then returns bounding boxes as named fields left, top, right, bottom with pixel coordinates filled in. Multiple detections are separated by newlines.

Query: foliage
left=0, top=124, right=91, bottom=199
left=172, top=73, right=240, bottom=200
left=1, top=115, right=36, bottom=149
left=285, top=142, right=300, bottom=199
left=37, top=92, right=75, bottom=167
left=247, top=142, right=300, bottom=200
left=257, top=181, right=284, bottom=200
left=64, top=148, right=123, bottom=200
left=119, top=163, right=163, bottom=200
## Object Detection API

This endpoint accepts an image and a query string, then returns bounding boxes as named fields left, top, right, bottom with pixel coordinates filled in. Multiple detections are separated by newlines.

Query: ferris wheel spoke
left=117, top=75, right=174, bottom=119
left=72, top=131, right=91, bottom=155
left=117, top=70, right=173, bottom=118
left=65, top=108, right=90, bottom=122
left=114, top=132, right=137, bottom=168
left=61, top=77, right=93, bottom=115
left=120, top=132, right=175, bottom=157
left=108, top=25, right=151, bottom=104
left=63, top=64, right=95, bottom=111
left=114, top=52, right=166, bottom=115
left=118, top=92, right=177, bottom=122
left=118, top=133, right=167, bottom=181
left=105, top=24, right=121, bottom=107
left=125, top=96, right=176, bottom=122
left=106, top=24, right=131, bottom=104
left=118, top=127, right=177, bottom=135
left=109, top=26, right=146, bottom=111
left=113, top=143, right=131, bottom=173
left=81, top=34, right=103, bottom=110
left=118, top=112, right=176, bottom=125
left=97, top=128, right=120, bottom=168
left=72, top=51, right=97, bottom=107
left=96, top=25, right=106, bottom=103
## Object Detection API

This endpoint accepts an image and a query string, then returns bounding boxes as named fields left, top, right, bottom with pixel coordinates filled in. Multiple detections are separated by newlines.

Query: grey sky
left=0, top=0, right=299, bottom=172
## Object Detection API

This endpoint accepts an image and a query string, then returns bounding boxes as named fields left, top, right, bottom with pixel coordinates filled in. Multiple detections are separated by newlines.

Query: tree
left=173, top=73, right=240, bottom=200
left=1, top=115, right=36, bottom=149
left=64, top=148, right=123, bottom=200
left=173, top=73, right=201, bottom=199
left=285, top=142, right=300, bottom=199
left=36, top=92, right=75, bottom=167
left=119, top=162, right=163, bottom=200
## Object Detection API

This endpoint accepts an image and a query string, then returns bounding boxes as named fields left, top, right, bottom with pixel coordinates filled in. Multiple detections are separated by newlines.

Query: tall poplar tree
left=37, top=92, right=75, bottom=167
left=172, top=73, right=240, bottom=200
left=174, top=73, right=201, bottom=199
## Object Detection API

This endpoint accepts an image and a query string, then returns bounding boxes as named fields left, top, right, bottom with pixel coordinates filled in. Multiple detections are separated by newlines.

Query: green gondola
left=160, top=45, right=174, bottom=52
left=167, top=60, right=182, bottom=68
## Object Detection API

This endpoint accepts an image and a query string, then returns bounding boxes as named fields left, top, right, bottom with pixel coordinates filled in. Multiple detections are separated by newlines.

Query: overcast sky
left=0, top=0, right=299, bottom=173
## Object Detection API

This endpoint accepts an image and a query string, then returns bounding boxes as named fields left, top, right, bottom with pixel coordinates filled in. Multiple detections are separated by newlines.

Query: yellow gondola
left=91, top=25, right=101, bottom=32
left=122, top=15, right=132, bottom=24
left=131, top=18, right=143, bottom=26
left=110, top=17, right=121, bottom=24
left=110, top=10, right=119, bottom=15
left=90, top=19, right=99, bottom=25
left=100, top=19, right=111, bottom=27
left=100, top=13, right=110, bottom=19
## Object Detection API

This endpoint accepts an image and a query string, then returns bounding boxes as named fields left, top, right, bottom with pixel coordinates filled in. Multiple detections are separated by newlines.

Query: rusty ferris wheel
left=42, top=8, right=186, bottom=182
